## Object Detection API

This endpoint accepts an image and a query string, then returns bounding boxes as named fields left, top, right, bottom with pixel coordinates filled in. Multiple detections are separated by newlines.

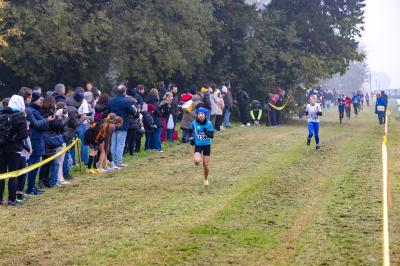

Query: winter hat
left=196, top=107, right=208, bottom=115
left=8, top=95, right=26, bottom=112
left=200, top=87, right=209, bottom=93
left=147, top=103, right=155, bottom=113
left=73, top=92, right=84, bottom=102
left=32, top=92, right=41, bottom=102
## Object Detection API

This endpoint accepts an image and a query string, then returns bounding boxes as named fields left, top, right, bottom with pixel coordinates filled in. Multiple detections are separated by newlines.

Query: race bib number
left=311, top=113, right=318, bottom=120
left=197, top=132, right=208, bottom=140
left=377, top=105, right=385, bottom=112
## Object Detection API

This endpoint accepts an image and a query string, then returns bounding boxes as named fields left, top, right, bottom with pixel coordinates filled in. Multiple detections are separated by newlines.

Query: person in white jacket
left=210, top=88, right=225, bottom=131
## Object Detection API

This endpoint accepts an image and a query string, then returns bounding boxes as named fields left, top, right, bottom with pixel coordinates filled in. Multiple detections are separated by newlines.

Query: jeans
left=27, top=155, right=42, bottom=193
left=63, top=144, right=72, bottom=178
left=307, top=122, right=320, bottom=145
left=167, top=129, right=174, bottom=142
left=55, top=143, right=66, bottom=183
left=75, top=124, right=89, bottom=165
left=224, top=109, right=231, bottom=128
left=151, top=127, right=162, bottom=151
left=0, top=152, right=21, bottom=202
left=70, top=145, right=76, bottom=165
left=181, top=129, right=189, bottom=143
left=145, top=132, right=153, bottom=150
left=111, top=130, right=128, bottom=166
left=17, top=157, right=27, bottom=192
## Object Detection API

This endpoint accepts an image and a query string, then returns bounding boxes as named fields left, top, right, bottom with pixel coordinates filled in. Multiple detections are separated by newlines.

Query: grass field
left=0, top=104, right=399, bottom=265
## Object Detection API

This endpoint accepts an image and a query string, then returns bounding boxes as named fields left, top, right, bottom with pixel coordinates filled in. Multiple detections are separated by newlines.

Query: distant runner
left=337, top=94, right=346, bottom=124
left=305, top=95, right=322, bottom=150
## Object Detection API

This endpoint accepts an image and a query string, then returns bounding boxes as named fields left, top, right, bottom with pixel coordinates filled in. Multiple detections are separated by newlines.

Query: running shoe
left=99, top=168, right=109, bottom=172
left=59, top=181, right=71, bottom=185
left=204, top=179, right=209, bottom=186
left=110, top=165, right=121, bottom=170
left=316, top=144, right=320, bottom=150
left=93, top=169, right=102, bottom=173
left=307, top=138, right=311, bottom=146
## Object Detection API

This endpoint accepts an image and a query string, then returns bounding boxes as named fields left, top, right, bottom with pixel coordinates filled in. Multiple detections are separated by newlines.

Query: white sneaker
left=99, top=168, right=109, bottom=172
left=61, top=181, right=71, bottom=185
left=246, top=123, right=251, bottom=127
left=240, top=124, right=246, bottom=127
left=111, top=165, right=121, bottom=170
left=204, top=179, right=209, bottom=186
left=118, top=163, right=128, bottom=167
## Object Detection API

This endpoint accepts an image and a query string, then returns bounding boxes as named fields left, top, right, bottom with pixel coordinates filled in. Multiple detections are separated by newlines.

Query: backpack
left=0, top=112, right=19, bottom=146
left=84, top=123, right=101, bottom=145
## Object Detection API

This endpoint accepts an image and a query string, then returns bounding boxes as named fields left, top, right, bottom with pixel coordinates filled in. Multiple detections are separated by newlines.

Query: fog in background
left=362, top=0, right=400, bottom=89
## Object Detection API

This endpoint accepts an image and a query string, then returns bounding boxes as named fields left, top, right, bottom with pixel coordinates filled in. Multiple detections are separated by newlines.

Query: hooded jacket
left=210, top=93, right=225, bottom=116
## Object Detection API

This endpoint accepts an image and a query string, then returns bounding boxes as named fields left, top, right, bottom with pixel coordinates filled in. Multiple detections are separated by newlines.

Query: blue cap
left=197, top=107, right=208, bottom=115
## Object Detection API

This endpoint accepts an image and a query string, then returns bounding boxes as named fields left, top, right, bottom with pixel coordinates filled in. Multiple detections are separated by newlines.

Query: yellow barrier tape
left=0, top=138, right=78, bottom=180
left=268, top=103, right=287, bottom=111
left=382, top=110, right=390, bottom=266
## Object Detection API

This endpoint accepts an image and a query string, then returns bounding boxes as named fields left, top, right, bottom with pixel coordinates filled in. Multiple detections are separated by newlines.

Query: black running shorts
left=194, top=145, right=211, bottom=156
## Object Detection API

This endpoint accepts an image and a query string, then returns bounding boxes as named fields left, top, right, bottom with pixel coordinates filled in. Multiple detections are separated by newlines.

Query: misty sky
left=362, top=0, right=400, bottom=88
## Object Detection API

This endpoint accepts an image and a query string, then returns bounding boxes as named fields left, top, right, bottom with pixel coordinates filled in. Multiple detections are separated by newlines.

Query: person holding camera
left=189, top=107, right=214, bottom=186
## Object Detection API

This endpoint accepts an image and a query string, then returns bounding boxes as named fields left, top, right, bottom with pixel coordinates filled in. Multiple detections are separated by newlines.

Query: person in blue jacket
left=337, top=94, right=346, bottom=124
left=352, top=91, right=360, bottom=116
left=375, top=93, right=387, bottom=125
left=108, top=85, right=137, bottom=167
left=26, top=92, right=54, bottom=195
left=189, top=107, right=214, bottom=186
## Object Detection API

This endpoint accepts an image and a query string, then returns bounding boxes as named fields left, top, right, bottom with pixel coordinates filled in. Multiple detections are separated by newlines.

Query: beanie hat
left=196, top=107, right=208, bottom=115
left=32, top=92, right=41, bottom=102
left=200, top=87, right=209, bottom=93
left=73, top=92, right=84, bottom=102
left=147, top=103, right=155, bottom=113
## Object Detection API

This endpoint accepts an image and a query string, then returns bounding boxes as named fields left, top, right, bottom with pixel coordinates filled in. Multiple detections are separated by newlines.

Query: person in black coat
left=38, top=96, right=69, bottom=188
left=237, top=89, right=250, bottom=126
left=0, top=95, right=29, bottom=206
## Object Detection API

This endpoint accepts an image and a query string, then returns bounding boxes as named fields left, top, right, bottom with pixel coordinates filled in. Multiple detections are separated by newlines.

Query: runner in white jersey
left=305, top=95, right=322, bottom=149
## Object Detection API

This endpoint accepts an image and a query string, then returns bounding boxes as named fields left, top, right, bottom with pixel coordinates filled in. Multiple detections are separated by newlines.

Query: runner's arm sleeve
left=257, top=110, right=262, bottom=120
left=203, top=127, right=214, bottom=139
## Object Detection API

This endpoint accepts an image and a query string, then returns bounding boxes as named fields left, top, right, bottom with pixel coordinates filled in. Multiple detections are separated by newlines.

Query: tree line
left=0, top=0, right=365, bottom=103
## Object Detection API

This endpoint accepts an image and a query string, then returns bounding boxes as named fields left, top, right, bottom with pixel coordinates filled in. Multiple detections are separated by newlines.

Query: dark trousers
left=27, top=155, right=41, bottom=193
left=215, top=115, right=223, bottom=131
left=353, top=103, right=358, bottom=115
left=276, top=110, right=282, bottom=125
left=239, top=106, right=249, bottom=125
left=345, top=107, right=351, bottom=119
left=17, top=157, right=27, bottom=192
left=0, top=152, right=22, bottom=202
left=126, top=128, right=137, bottom=155
left=339, top=109, right=344, bottom=123
left=39, top=155, right=52, bottom=188
left=379, top=115, right=385, bottom=125
left=270, top=109, right=277, bottom=126
left=135, top=132, right=142, bottom=152
left=145, top=132, right=153, bottom=150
